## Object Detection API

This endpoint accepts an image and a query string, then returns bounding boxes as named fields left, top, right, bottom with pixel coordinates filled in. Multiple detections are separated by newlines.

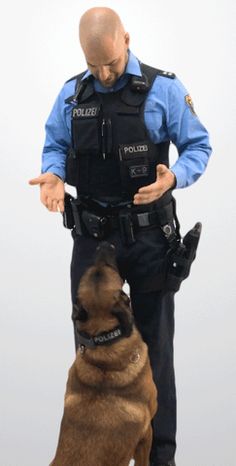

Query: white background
left=0, top=1, right=235, bottom=465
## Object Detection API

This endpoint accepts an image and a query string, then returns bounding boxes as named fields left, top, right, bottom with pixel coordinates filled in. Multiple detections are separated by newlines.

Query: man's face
left=84, top=34, right=129, bottom=88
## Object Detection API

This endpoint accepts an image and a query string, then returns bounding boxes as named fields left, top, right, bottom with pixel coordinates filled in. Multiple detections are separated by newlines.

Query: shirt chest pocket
left=143, top=101, right=165, bottom=142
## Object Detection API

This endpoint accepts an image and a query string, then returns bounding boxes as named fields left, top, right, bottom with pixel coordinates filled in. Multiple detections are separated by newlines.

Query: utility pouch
left=165, top=222, right=202, bottom=292
left=81, top=211, right=109, bottom=240
left=62, top=192, right=76, bottom=229
left=72, top=104, right=100, bottom=153
left=65, top=147, right=79, bottom=187
left=71, top=199, right=84, bottom=236
left=119, top=211, right=136, bottom=245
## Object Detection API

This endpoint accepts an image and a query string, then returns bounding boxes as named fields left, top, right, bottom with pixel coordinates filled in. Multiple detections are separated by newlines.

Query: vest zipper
left=101, top=119, right=106, bottom=160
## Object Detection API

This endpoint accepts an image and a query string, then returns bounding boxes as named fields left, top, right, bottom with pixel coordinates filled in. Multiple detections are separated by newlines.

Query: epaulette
left=64, top=71, right=89, bottom=104
left=65, top=71, right=86, bottom=84
left=155, top=69, right=176, bottom=79
left=139, top=63, right=176, bottom=82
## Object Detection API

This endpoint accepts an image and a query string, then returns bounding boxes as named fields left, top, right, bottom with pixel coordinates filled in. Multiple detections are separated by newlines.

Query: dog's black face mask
left=94, top=241, right=117, bottom=271
left=72, top=290, right=133, bottom=337
left=73, top=242, right=133, bottom=335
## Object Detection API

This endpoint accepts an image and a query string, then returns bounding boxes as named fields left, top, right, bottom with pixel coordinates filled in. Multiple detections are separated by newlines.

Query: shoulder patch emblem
left=185, top=95, right=197, bottom=116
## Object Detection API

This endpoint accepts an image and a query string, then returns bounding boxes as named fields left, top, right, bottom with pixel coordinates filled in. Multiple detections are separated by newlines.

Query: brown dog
left=50, top=242, right=157, bottom=466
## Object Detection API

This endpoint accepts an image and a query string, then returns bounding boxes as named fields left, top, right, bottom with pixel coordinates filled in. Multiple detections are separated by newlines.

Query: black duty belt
left=63, top=193, right=202, bottom=293
left=63, top=192, right=179, bottom=247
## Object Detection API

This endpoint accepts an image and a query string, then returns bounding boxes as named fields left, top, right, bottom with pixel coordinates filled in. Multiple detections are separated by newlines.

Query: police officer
left=29, top=7, right=211, bottom=466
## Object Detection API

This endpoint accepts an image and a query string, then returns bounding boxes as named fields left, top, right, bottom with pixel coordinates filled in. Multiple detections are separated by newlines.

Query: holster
left=62, top=192, right=76, bottom=229
left=164, top=222, right=202, bottom=291
left=81, top=210, right=110, bottom=240
left=63, top=193, right=111, bottom=239
left=119, top=210, right=136, bottom=245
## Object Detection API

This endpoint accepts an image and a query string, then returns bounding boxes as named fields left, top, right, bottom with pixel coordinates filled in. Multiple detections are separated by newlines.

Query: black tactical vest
left=65, top=63, right=174, bottom=202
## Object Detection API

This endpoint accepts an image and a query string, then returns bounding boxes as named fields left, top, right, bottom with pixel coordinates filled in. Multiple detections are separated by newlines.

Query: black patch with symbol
left=129, top=165, right=149, bottom=178
left=118, top=142, right=151, bottom=184
left=119, top=143, right=149, bottom=160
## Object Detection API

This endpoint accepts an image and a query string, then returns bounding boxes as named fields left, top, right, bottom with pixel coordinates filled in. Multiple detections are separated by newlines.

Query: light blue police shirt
left=42, top=51, right=212, bottom=189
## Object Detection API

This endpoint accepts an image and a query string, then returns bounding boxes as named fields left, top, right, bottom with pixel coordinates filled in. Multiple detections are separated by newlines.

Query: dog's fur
left=50, top=243, right=157, bottom=466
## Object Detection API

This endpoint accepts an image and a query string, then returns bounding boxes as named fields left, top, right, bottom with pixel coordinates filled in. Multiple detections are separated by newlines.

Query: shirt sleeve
left=166, top=78, right=212, bottom=188
left=41, top=86, right=72, bottom=181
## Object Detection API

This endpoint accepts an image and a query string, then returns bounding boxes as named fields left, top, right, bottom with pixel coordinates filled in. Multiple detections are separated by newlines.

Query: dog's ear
left=72, top=304, right=89, bottom=322
left=112, top=290, right=133, bottom=337
left=120, top=290, right=131, bottom=307
left=113, top=290, right=131, bottom=307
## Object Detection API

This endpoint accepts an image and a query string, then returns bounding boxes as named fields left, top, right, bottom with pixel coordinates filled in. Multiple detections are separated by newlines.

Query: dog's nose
left=95, top=241, right=117, bottom=269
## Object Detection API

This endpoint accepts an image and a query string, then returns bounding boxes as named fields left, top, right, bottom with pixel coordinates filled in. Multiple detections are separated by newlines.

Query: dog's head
left=72, top=242, right=133, bottom=337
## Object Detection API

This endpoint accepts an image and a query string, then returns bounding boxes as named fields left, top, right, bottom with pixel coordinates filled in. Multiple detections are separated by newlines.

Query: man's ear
left=124, top=32, right=130, bottom=48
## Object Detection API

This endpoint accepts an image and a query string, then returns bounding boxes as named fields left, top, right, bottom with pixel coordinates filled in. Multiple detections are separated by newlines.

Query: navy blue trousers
left=70, top=226, right=176, bottom=464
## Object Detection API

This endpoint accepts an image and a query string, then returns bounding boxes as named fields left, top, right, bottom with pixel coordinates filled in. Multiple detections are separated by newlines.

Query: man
left=29, top=7, right=211, bottom=466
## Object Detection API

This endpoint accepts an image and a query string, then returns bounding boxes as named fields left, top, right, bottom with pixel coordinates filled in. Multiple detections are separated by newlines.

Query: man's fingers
left=134, top=197, right=155, bottom=205
left=30, top=172, right=65, bottom=212
left=137, top=166, right=167, bottom=194
left=137, top=182, right=157, bottom=194
left=134, top=193, right=161, bottom=204
left=40, top=190, right=48, bottom=206
left=28, top=172, right=58, bottom=185
left=51, top=199, right=64, bottom=213
left=46, top=197, right=53, bottom=211
left=133, top=165, right=175, bottom=205
left=28, top=176, right=42, bottom=185
left=58, top=199, right=64, bottom=213
left=52, top=199, right=58, bottom=212
left=29, top=173, right=50, bottom=185
left=156, top=164, right=168, bottom=176
left=134, top=193, right=150, bottom=202
left=43, top=197, right=64, bottom=212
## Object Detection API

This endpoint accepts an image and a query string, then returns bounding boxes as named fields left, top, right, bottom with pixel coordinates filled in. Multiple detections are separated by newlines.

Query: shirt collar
left=81, top=50, right=142, bottom=83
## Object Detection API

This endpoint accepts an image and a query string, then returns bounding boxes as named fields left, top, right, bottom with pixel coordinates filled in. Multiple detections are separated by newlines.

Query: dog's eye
left=72, top=304, right=89, bottom=322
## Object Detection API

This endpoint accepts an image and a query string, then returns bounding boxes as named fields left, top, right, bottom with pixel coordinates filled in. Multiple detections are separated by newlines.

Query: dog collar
left=76, top=325, right=126, bottom=350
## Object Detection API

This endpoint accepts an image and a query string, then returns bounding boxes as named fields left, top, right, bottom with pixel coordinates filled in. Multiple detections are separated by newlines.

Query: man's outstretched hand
left=29, top=173, right=65, bottom=212
left=29, top=165, right=175, bottom=210
left=133, top=164, right=176, bottom=205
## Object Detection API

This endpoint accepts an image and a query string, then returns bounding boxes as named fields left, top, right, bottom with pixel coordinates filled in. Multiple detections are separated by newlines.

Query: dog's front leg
left=49, top=412, right=84, bottom=466
left=133, top=424, right=153, bottom=466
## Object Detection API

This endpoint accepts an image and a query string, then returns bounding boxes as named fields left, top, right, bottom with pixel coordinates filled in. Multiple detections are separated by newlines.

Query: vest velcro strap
left=136, top=212, right=151, bottom=227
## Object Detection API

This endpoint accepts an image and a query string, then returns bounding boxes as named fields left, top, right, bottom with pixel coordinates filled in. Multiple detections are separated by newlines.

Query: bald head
left=79, top=7, right=130, bottom=88
left=79, top=7, right=125, bottom=51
